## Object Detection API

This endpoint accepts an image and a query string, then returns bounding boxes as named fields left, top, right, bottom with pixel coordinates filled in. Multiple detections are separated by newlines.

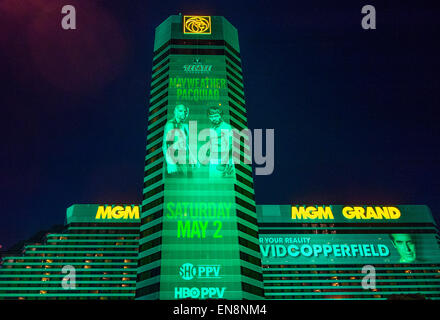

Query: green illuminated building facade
left=1, top=15, right=440, bottom=301
left=0, top=205, right=139, bottom=300
left=1, top=204, right=440, bottom=300
left=137, top=15, right=263, bottom=300
left=258, top=205, right=440, bottom=299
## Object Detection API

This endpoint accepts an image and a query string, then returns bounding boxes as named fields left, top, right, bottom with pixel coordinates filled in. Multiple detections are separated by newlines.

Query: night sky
left=1, top=0, right=439, bottom=250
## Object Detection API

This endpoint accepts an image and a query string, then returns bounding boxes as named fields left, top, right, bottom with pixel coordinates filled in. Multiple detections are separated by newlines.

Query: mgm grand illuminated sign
left=95, top=205, right=140, bottom=220
left=291, top=206, right=401, bottom=220
left=258, top=205, right=440, bottom=265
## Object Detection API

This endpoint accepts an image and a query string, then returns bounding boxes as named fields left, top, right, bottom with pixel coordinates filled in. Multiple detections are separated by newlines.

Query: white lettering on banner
left=183, top=65, right=212, bottom=73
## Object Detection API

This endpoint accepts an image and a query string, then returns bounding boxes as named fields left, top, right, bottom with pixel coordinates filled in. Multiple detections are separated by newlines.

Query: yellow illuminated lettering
left=342, top=207, right=355, bottom=219
left=317, top=206, right=334, bottom=219
left=291, top=206, right=334, bottom=220
left=355, top=207, right=366, bottom=219
left=183, top=16, right=211, bottom=34
left=375, top=206, right=389, bottom=219
left=292, top=207, right=306, bottom=219
left=95, top=206, right=140, bottom=220
left=306, top=207, right=317, bottom=219
left=112, top=206, right=125, bottom=219
left=365, top=207, right=378, bottom=219
left=343, top=206, right=401, bottom=220
left=388, top=207, right=401, bottom=219
left=96, top=206, right=112, bottom=219
left=124, top=206, right=139, bottom=219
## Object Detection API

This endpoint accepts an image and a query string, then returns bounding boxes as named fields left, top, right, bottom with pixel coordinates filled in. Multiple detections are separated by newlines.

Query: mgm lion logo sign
left=183, top=16, right=212, bottom=34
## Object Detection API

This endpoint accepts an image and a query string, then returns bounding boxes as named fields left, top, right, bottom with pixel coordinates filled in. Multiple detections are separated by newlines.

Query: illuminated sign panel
left=183, top=16, right=212, bottom=34
left=259, top=205, right=440, bottom=265
left=291, top=206, right=334, bottom=220
left=95, top=205, right=140, bottom=220
left=291, top=206, right=401, bottom=220
left=137, top=15, right=262, bottom=301
left=260, top=233, right=440, bottom=264
left=183, top=58, right=212, bottom=73
left=158, top=52, right=243, bottom=299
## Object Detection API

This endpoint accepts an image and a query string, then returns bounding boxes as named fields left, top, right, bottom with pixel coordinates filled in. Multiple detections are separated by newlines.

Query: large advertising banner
left=258, top=205, right=440, bottom=265
left=159, top=53, right=241, bottom=299
left=259, top=233, right=440, bottom=265
left=257, top=205, right=436, bottom=224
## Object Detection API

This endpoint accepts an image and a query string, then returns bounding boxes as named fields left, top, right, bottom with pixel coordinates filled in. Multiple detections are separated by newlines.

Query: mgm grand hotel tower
left=1, top=15, right=440, bottom=300
left=136, top=15, right=263, bottom=300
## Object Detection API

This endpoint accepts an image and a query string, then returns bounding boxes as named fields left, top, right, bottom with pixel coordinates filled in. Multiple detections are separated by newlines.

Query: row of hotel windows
left=264, top=275, right=440, bottom=281
left=265, top=287, right=440, bottom=293
left=0, top=283, right=134, bottom=288
left=140, top=209, right=163, bottom=226
left=148, top=99, right=168, bottom=119
left=68, top=222, right=140, bottom=227
left=153, top=39, right=241, bottom=60
left=13, top=253, right=138, bottom=258
left=136, top=282, right=160, bottom=298
left=141, top=197, right=164, bottom=216
left=258, top=229, right=438, bottom=234
left=4, top=259, right=134, bottom=263
left=153, top=47, right=242, bottom=71
left=263, top=263, right=440, bottom=273
left=258, top=222, right=435, bottom=228
left=151, top=73, right=169, bottom=94
left=2, top=277, right=134, bottom=281
left=36, top=230, right=139, bottom=235
left=0, top=271, right=135, bottom=275
left=45, top=242, right=138, bottom=246
left=0, top=290, right=135, bottom=294
left=22, top=247, right=138, bottom=252
left=137, top=266, right=161, bottom=282
left=150, top=91, right=168, bottom=108
left=139, top=236, right=162, bottom=253
left=265, top=281, right=440, bottom=287
left=46, top=236, right=139, bottom=240
left=237, top=209, right=258, bottom=226
left=263, top=263, right=440, bottom=268
left=264, top=294, right=437, bottom=299
left=263, top=269, right=440, bottom=274
left=3, top=265, right=136, bottom=269
left=1, top=296, right=133, bottom=300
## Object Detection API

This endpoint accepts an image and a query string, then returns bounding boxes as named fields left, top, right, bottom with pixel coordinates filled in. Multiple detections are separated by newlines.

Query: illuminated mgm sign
left=258, top=205, right=440, bottom=299
left=291, top=206, right=402, bottom=220
left=95, top=205, right=140, bottom=220
left=183, top=16, right=211, bottom=34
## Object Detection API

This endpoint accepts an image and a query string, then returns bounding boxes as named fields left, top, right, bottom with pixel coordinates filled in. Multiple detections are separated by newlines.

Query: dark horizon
left=1, top=0, right=439, bottom=250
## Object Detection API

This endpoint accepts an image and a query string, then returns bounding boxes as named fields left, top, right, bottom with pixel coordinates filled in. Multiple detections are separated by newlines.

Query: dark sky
left=1, top=0, right=439, bottom=250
